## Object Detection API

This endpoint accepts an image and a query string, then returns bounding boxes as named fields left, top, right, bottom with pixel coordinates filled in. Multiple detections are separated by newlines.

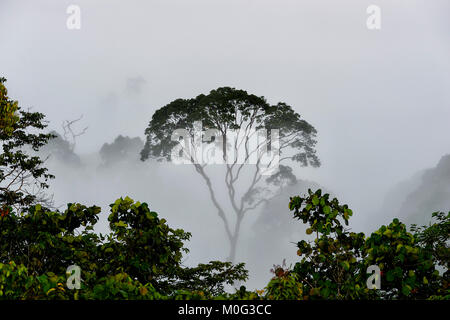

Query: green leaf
left=312, top=195, right=319, bottom=206
left=386, top=270, right=394, bottom=282
left=340, top=261, right=350, bottom=271
left=401, top=285, right=411, bottom=296
left=383, top=229, right=392, bottom=237
left=115, top=221, right=128, bottom=228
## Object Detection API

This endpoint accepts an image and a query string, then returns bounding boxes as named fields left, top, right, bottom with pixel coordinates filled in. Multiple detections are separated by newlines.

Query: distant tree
left=100, top=135, right=143, bottom=166
left=38, top=116, right=88, bottom=168
left=61, top=115, right=88, bottom=152
left=141, top=87, right=320, bottom=261
left=0, top=77, right=55, bottom=211
left=39, top=130, right=82, bottom=166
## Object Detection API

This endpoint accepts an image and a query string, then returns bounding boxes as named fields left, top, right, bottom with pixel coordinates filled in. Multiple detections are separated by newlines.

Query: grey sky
left=1, top=0, right=449, bottom=228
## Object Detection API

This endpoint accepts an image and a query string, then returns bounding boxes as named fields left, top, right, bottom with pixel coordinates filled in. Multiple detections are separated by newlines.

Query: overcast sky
left=1, top=0, right=449, bottom=226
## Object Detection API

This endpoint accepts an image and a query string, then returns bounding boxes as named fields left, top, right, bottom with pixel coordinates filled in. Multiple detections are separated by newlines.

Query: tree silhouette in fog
left=141, top=87, right=320, bottom=261
left=100, top=135, right=144, bottom=166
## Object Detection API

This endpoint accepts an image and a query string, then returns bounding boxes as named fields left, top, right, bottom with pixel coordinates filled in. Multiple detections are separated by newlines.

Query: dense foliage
left=0, top=191, right=447, bottom=300
left=289, top=189, right=449, bottom=300
left=0, top=197, right=247, bottom=299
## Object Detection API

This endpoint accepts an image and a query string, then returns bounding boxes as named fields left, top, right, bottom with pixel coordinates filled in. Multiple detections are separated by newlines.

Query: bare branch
left=61, top=115, right=88, bottom=151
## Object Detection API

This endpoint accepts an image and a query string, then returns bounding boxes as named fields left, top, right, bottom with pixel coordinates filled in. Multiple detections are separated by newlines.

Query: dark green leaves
left=0, top=195, right=247, bottom=299
left=287, top=189, right=447, bottom=300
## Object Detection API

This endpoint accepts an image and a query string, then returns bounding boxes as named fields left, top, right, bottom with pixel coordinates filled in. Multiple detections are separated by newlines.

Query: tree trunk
left=227, top=214, right=243, bottom=262
left=228, top=234, right=238, bottom=263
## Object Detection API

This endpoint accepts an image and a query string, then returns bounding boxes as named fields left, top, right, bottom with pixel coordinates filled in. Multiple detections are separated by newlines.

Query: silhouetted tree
left=39, top=131, right=82, bottom=167
left=141, top=87, right=320, bottom=261
left=61, top=115, right=88, bottom=152
left=100, top=135, right=143, bottom=166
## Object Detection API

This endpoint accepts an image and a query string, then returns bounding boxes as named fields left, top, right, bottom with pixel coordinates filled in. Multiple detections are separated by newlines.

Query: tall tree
left=0, top=77, right=54, bottom=211
left=141, top=87, right=320, bottom=261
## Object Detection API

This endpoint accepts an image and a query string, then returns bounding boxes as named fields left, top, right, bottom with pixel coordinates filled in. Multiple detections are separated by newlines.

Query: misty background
left=1, top=0, right=449, bottom=289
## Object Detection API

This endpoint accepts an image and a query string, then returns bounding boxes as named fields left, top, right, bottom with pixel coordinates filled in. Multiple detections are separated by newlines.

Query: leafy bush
left=0, top=196, right=247, bottom=300
left=289, top=189, right=448, bottom=300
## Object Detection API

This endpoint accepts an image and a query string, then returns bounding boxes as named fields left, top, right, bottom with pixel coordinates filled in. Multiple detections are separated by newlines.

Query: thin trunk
left=227, top=213, right=243, bottom=262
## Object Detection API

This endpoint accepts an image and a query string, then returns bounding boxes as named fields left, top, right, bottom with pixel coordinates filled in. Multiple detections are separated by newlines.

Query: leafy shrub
left=289, top=189, right=448, bottom=300
left=0, top=197, right=247, bottom=300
